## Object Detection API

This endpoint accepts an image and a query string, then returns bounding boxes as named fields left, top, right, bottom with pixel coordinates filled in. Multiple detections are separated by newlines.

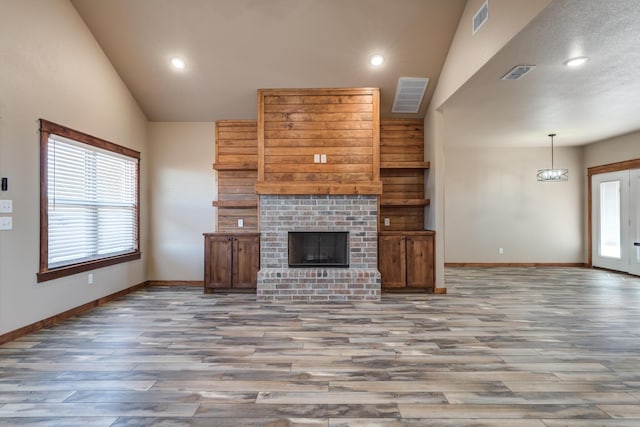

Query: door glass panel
left=600, top=180, right=621, bottom=258
left=632, top=171, right=640, bottom=265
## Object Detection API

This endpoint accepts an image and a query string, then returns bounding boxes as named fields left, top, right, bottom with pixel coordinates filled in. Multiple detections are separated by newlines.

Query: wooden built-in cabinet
left=208, top=121, right=260, bottom=294
left=378, top=119, right=436, bottom=291
left=378, top=231, right=435, bottom=292
left=203, top=233, right=260, bottom=293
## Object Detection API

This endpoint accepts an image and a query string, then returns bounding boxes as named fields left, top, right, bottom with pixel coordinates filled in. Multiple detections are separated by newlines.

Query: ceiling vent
left=473, top=1, right=489, bottom=34
left=501, top=65, right=536, bottom=80
left=391, top=77, right=429, bottom=114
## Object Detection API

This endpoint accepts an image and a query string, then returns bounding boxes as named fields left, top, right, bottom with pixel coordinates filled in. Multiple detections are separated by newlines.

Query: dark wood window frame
left=38, top=119, right=141, bottom=282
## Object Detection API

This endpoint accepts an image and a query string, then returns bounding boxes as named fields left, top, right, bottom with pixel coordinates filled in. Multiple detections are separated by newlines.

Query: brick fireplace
left=257, top=195, right=381, bottom=302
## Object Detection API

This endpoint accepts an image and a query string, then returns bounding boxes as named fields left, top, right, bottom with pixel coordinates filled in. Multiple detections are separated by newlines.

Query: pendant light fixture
left=537, top=133, right=568, bottom=182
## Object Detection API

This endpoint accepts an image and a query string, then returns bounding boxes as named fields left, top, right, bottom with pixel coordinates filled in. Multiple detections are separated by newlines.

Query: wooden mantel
left=256, top=88, right=381, bottom=195
left=255, top=181, right=382, bottom=195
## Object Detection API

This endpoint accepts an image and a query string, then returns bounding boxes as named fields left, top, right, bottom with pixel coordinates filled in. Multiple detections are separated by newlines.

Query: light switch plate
left=0, top=200, right=12, bottom=213
left=237, top=218, right=244, bottom=228
left=0, top=217, right=12, bottom=230
left=313, top=154, right=320, bottom=163
left=384, top=217, right=390, bottom=226
left=320, top=154, right=327, bottom=163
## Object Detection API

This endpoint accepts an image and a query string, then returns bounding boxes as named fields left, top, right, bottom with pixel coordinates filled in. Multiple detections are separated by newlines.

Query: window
left=38, top=120, right=141, bottom=282
left=599, top=180, right=621, bottom=258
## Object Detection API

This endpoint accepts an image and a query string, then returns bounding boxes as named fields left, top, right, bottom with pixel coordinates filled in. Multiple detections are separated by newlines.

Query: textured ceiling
left=70, top=0, right=466, bottom=121
left=442, top=0, right=640, bottom=147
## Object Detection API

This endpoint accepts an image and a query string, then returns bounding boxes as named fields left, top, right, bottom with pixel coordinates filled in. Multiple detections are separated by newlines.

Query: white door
left=630, top=169, right=640, bottom=276
left=592, top=171, right=630, bottom=272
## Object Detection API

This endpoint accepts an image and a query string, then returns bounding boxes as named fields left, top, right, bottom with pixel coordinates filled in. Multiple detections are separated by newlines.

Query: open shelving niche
left=378, top=119, right=430, bottom=231
left=212, top=120, right=259, bottom=232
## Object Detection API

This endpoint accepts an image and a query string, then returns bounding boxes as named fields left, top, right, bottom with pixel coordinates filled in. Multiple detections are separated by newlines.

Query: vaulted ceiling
left=70, top=0, right=640, bottom=147
left=70, top=0, right=466, bottom=121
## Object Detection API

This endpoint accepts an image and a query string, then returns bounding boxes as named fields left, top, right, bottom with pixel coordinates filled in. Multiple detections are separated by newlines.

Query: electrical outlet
left=320, top=154, right=327, bottom=163
left=237, top=218, right=244, bottom=228
left=384, top=217, right=390, bottom=226
left=499, top=247, right=504, bottom=254
left=313, top=154, right=320, bottom=163
left=0, top=200, right=12, bottom=213
left=88, top=274, right=94, bottom=285
left=0, top=217, right=12, bottom=230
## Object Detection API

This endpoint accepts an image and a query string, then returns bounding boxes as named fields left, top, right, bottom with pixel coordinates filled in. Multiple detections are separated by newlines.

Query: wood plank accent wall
left=213, top=120, right=258, bottom=232
left=256, top=88, right=382, bottom=195
left=380, top=119, right=424, bottom=163
left=215, top=120, right=258, bottom=167
left=379, top=119, right=428, bottom=231
left=212, top=104, right=427, bottom=230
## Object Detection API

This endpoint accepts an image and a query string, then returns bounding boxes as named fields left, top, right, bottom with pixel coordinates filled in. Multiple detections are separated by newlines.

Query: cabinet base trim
left=147, top=280, right=203, bottom=286
left=204, top=288, right=256, bottom=294
left=383, top=288, right=434, bottom=294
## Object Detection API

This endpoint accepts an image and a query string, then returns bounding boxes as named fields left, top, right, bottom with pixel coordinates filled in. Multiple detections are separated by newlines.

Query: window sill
left=37, top=252, right=141, bottom=283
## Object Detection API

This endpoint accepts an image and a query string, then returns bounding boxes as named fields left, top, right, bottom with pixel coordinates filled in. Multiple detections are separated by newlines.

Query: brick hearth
left=257, top=195, right=380, bottom=302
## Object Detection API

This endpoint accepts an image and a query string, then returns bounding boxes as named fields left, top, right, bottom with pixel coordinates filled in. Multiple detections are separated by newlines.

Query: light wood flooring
left=1, top=267, right=640, bottom=426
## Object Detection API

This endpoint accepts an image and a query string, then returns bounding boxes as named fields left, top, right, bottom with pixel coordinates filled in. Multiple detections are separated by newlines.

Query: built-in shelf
left=212, top=200, right=258, bottom=208
left=380, top=198, right=430, bottom=207
left=380, top=161, right=430, bottom=169
left=212, top=162, right=257, bottom=171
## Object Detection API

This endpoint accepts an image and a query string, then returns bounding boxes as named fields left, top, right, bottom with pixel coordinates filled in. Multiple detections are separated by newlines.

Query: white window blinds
left=47, top=135, right=138, bottom=268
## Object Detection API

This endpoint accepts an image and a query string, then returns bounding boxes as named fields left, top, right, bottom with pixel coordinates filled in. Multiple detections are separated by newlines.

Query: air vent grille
left=391, top=77, right=429, bottom=114
left=501, top=65, right=536, bottom=80
left=473, top=1, right=489, bottom=34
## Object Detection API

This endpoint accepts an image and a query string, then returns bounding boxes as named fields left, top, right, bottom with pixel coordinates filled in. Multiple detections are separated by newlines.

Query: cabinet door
left=406, top=235, right=434, bottom=290
left=232, top=235, right=260, bottom=289
left=378, top=235, right=406, bottom=289
left=206, top=235, right=232, bottom=289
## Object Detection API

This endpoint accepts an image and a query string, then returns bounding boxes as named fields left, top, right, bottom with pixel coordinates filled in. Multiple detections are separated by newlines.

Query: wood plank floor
left=1, top=267, right=640, bottom=426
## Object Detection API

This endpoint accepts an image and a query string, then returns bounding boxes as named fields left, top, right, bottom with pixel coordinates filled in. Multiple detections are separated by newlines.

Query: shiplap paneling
left=214, top=120, right=258, bottom=232
left=257, top=88, right=381, bottom=195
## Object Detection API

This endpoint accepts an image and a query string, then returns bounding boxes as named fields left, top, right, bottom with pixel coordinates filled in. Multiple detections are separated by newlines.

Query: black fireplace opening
left=288, top=231, right=349, bottom=268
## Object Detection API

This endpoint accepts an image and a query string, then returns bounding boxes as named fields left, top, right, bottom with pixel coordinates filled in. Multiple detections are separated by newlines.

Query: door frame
left=591, top=170, right=629, bottom=271
left=587, top=158, right=640, bottom=267
left=630, top=169, right=640, bottom=276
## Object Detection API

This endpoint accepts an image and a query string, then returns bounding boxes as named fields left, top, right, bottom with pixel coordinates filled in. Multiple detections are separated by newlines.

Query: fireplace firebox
left=288, top=231, right=349, bottom=268
left=258, top=195, right=380, bottom=302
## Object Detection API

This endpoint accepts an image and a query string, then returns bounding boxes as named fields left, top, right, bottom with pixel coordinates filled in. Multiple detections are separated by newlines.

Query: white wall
left=425, top=0, right=552, bottom=284
left=147, top=122, right=215, bottom=281
left=431, top=0, right=551, bottom=109
left=444, top=146, right=584, bottom=263
left=424, top=107, right=445, bottom=285
left=584, top=130, right=640, bottom=168
left=0, top=0, right=148, bottom=334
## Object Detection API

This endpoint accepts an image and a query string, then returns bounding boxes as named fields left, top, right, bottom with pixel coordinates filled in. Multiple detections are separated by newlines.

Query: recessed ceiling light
left=369, top=54, right=385, bottom=67
left=170, top=57, right=186, bottom=69
left=564, top=56, right=589, bottom=67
